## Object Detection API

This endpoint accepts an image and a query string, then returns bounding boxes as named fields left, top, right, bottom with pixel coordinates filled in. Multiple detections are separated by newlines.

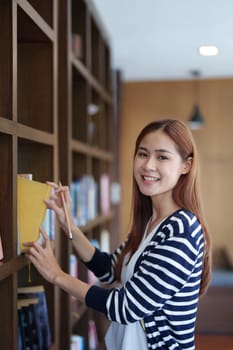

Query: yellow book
left=17, top=177, right=51, bottom=252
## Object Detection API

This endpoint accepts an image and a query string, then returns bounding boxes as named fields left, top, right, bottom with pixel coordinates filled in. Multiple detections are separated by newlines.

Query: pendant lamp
left=188, top=70, right=205, bottom=130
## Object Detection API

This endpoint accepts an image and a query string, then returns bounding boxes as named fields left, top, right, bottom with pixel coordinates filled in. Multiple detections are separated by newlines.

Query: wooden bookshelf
left=0, top=0, right=59, bottom=349
left=0, top=0, right=119, bottom=349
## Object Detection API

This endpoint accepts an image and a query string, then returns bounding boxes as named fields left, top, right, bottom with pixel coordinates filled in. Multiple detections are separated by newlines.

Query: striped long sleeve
left=85, top=209, right=204, bottom=349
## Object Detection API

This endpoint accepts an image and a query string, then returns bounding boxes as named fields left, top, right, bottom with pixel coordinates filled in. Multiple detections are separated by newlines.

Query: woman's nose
left=144, top=156, right=156, bottom=170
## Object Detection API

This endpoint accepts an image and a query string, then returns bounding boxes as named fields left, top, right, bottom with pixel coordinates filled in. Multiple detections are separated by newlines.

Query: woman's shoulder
left=158, top=208, right=203, bottom=240
left=169, top=208, right=199, bottom=226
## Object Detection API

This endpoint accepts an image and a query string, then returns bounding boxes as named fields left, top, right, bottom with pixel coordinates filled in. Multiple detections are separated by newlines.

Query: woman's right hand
left=45, top=181, right=95, bottom=262
left=45, top=181, right=76, bottom=235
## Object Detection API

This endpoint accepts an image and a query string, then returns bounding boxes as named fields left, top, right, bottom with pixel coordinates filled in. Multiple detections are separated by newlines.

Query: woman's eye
left=137, top=151, right=147, bottom=158
left=158, top=155, right=168, bottom=160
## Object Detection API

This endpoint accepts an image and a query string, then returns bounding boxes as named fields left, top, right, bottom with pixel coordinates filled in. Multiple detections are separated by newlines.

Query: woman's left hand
left=24, top=228, right=63, bottom=284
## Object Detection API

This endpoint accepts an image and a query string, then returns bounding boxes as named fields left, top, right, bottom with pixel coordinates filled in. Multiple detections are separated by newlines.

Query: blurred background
left=93, top=0, right=233, bottom=347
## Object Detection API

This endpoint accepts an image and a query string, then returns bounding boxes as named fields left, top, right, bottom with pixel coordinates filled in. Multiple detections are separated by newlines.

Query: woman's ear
left=182, top=157, right=192, bottom=174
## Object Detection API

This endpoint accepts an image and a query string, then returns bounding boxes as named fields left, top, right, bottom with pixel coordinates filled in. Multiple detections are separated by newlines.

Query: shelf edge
left=0, top=255, right=27, bottom=281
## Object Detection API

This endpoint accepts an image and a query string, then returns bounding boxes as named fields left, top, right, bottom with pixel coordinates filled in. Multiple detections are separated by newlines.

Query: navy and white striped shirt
left=85, top=209, right=204, bottom=349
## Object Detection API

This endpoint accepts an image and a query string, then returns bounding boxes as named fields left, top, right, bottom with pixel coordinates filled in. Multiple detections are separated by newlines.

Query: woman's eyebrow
left=154, top=148, right=173, bottom=154
left=138, top=146, right=173, bottom=154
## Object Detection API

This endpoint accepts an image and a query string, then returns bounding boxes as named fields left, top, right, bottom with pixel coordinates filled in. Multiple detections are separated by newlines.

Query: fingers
left=28, top=242, right=42, bottom=258
left=46, top=181, right=59, bottom=189
left=24, top=228, right=50, bottom=253
left=46, top=181, right=71, bottom=204
left=24, top=238, right=61, bottom=284
left=46, top=181, right=70, bottom=196
left=45, top=182, right=73, bottom=232
left=25, top=236, right=52, bottom=275
left=45, top=196, right=63, bottom=216
left=40, top=227, right=50, bottom=245
left=25, top=244, right=50, bottom=282
left=56, top=187, right=70, bottom=204
left=21, top=241, right=34, bottom=254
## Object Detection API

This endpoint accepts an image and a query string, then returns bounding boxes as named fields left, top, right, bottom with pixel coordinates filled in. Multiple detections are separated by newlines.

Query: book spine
left=69, top=254, right=79, bottom=318
left=41, top=208, right=50, bottom=241
left=100, top=229, right=110, bottom=253
left=69, top=254, right=78, bottom=278
left=71, top=175, right=99, bottom=227
left=17, top=173, right=33, bottom=255
left=18, top=304, right=31, bottom=349
left=49, top=205, right=56, bottom=241
left=88, top=320, right=98, bottom=350
left=72, top=34, right=83, bottom=59
left=0, top=233, right=4, bottom=261
left=18, top=305, right=26, bottom=349
left=100, top=173, right=110, bottom=215
left=71, top=335, right=85, bottom=350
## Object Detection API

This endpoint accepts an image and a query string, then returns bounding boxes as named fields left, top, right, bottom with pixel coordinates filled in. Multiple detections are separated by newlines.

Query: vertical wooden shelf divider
left=58, top=0, right=119, bottom=349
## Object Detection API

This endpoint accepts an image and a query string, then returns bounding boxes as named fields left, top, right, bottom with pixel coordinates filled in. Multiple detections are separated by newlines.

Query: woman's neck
left=147, top=200, right=181, bottom=235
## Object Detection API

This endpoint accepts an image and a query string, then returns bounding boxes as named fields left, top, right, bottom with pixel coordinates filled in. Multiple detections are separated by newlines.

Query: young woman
left=25, top=119, right=212, bottom=349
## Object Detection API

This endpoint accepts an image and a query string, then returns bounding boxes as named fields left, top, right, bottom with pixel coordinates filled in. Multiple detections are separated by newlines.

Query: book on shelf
left=69, top=254, right=78, bottom=278
left=100, top=173, right=110, bottom=215
left=110, top=181, right=121, bottom=205
left=71, top=334, right=84, bottom=350
left=69, top=254, right=80, bottom=318
left=18, top=285, right=52, bottom=350
left=70, top=173, right=111, bottom=227
left=0, top=233, right=4, bottom=261
left=72, top=33, right=83, bottom=59
left=17, top=175, right=54, bottom=254
left=88, top=320, right=99, bottom=350
left=70, top=175, right=98, bottom=227
left=100, top=229, right=110, bottom=253
left=18, top=298, right=41, bottom=349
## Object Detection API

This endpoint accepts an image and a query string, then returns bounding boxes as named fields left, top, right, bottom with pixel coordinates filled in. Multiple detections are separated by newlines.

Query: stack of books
left=17, top=285, right=51, bottom=350
left=70, top=175, right=98, bottom=226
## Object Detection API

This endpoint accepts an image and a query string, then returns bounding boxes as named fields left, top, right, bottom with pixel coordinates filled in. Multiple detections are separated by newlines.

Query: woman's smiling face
left=133, top=129, right=190, bottom=199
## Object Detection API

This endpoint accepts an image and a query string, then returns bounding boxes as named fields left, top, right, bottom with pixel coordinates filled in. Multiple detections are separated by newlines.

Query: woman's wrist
left=53, top=269, right=67, bottom=287
left=53, top=270, right=90, bottom=303
left=70, top=219, right=78, bottom=235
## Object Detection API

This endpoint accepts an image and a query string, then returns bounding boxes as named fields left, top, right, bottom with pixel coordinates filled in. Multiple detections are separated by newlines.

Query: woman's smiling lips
left=142, top=175, right=160, bottom=183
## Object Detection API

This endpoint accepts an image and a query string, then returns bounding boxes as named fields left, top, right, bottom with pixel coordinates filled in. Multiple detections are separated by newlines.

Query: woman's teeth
left=143, top=176, right=159, bottom=182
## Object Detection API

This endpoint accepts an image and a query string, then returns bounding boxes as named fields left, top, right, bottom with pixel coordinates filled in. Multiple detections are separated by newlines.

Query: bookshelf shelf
left=71, top=55, right=112, bottom=102
left=17, top=0, right=54, bottom=39
left=0, top=118, right=16, bottom=135
left=71, top=139, right=113, bottom=161
left=17, top=124, right=56, bottom=144
left=0, top=255, right=27, bottom=281
left=0, top=119, right=56, bottom=144
left=80, top=211, right=114, bottom=233
left=19, top=0, right=54, bottom=29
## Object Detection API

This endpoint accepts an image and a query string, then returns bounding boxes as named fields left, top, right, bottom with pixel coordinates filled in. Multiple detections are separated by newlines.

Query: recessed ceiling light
left=199, top=46, right=219, bottom=56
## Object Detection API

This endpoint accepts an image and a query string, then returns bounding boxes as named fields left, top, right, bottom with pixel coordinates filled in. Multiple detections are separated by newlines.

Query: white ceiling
left=92, top=0, right=233, bottom=81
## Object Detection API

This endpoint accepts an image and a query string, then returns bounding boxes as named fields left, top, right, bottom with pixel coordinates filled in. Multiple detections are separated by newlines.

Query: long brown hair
left=115, top=119, right=212, bottom=296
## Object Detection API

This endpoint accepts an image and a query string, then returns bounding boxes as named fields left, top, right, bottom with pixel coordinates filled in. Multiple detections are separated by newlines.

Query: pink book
left=100, top=173, right=110, bottom=214
left=0, top=234, right=3, bottom=261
